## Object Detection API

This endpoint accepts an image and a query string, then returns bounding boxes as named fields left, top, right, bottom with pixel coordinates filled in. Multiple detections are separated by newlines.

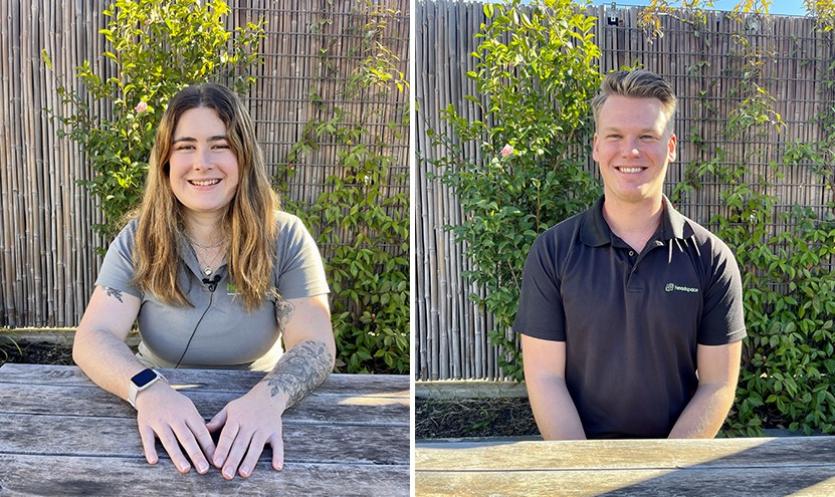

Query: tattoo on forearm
left=105, top=287, right=123, bottom=303
left=264, top=340, right=333, bottom=409
left=275, top=298, right=294, bottom=335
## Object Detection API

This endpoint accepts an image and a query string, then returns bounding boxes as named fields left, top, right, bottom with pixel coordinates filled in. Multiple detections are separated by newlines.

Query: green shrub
left=283, top=3, right=409, bottom=374
left=428, top=0, right=602, bottom=379
left=51, top=0, right=263, bottom=240
left=665, top=4, right=835, bottom=435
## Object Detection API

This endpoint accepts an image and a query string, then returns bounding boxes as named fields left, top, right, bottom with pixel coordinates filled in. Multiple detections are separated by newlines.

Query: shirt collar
left=579, top=195, right=692, bottom=247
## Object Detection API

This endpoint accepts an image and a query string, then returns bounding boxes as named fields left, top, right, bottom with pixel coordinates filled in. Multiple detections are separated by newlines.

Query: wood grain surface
left=0, top=363, right=409, bottom=395
left=416, top=438, right=835, bottom=497
left=0, top=454, right=408, bottom=497
left=0, top=364, right=409, bottom=496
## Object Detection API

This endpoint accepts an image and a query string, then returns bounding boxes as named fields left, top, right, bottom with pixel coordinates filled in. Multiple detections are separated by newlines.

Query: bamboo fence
left=416, top=1, right=835, bottom=380
left=0, top=0, right=409, bottom=327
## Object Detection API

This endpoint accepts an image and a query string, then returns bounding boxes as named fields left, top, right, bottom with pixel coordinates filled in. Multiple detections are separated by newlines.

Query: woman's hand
left=135, top=382, right=216, bottom=475
left=206, top=382, right=285, bottom=479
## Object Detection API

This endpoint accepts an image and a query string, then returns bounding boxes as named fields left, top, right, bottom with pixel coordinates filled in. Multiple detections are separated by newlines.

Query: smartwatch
left=127, top=368, right=165, bottom=409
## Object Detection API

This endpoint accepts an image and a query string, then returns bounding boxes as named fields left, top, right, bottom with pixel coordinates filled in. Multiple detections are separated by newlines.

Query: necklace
left=186, top=234, right=227, bottom=250
left=191, top=244, right=226, bottom=276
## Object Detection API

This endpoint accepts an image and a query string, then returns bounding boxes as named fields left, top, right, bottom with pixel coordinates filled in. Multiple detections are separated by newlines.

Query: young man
left=514, top=69, right=746, bottom=439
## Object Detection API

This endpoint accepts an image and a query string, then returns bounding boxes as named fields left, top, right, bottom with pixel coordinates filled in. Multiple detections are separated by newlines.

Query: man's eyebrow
left=599, top=126, right=660, bottom=134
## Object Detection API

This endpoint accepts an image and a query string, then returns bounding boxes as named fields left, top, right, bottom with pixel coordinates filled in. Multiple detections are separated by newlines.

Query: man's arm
left=521, top=334, right=586, bottom=440
left=668, top=341, right=742, bottom=438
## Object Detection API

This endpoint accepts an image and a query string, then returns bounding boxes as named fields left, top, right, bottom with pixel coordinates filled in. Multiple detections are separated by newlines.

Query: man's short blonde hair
left=591, top=70, right=677, bottom=132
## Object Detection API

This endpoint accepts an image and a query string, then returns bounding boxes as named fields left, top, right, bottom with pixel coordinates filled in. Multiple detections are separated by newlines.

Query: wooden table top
left=416, top=436, right=835, bottom=496
left=0, top=363, right=409, bottom=496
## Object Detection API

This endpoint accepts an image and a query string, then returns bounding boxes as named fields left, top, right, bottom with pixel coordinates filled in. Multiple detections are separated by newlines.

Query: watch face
left=131, top=369, right=157, bottom=388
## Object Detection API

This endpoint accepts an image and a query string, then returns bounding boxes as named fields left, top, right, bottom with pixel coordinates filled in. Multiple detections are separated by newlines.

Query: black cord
left=174, top=274, right=221, bottom=368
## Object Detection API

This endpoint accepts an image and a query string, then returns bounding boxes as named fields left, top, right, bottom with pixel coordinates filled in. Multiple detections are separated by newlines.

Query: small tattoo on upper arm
left=275, top=297, right=295, bottom=334
left=105, top=287, right=123, bottom=303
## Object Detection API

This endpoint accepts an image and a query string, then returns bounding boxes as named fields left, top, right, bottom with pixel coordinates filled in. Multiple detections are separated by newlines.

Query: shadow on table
left=595, top=437, right=835, bottom=497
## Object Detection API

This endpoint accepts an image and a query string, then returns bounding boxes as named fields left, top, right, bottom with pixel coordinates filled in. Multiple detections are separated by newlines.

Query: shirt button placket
left=626, top=249, right=642, bottom=291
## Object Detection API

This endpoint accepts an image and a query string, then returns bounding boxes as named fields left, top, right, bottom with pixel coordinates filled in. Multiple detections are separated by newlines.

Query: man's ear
left=592, top=133, right=599, bottom=162
left=667, top=132, right=677, bottom=163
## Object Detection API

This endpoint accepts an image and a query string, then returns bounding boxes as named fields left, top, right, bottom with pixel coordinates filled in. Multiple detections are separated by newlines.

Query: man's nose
left=621, top=139, right=640, bottom=157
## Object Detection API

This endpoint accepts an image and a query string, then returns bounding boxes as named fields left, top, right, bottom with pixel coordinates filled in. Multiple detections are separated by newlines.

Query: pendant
left=203, top=267, right=212, bottom=276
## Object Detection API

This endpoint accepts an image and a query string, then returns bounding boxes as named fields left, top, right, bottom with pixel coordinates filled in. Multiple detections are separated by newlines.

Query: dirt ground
left=0, top=340, right=74, bottom=367
left=416, top=397, right=539, bottom=439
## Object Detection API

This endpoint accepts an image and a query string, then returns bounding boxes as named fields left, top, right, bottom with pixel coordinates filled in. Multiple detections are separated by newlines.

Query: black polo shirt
left=514, top=196, right=746, bottom=438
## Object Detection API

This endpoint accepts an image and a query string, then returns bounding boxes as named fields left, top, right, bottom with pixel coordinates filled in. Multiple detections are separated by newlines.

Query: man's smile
left=615, top=166, right=647, bottom=174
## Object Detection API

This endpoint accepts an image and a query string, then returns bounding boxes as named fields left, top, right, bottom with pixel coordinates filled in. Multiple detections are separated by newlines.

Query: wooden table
left=416, top=437, right=835, bottom=496
left=0, top=364, right=409, bottom=496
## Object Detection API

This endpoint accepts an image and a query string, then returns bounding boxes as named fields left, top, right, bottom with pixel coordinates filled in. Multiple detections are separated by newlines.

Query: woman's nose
left=194, top=148, right=213, bottom=170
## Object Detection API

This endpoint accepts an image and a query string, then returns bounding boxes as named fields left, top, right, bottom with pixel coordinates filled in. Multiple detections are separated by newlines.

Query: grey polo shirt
left=95, top=211, right=329, bottom=372
left=514, top=196, right=746, bottom=438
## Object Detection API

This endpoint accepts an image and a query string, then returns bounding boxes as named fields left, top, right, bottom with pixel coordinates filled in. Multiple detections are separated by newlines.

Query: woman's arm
left=72, top=286, right=145, bottom=399
left=262, top=294, right=336, bottom=407
left=73, top=285, right=216, bottom=474
left=208, top=293, right=335, bottom=479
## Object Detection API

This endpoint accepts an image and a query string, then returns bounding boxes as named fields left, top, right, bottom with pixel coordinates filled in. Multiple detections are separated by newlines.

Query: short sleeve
left=513, top=233, right=567, bottom=341
left=698, top=238, right=746, bottom=345
left=95, top=221, right=142, bottom=299
left=274, top=213, right=330, bottom=299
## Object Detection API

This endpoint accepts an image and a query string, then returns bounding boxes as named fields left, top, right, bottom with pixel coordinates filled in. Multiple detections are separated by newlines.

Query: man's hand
left=207, top=383, right=285, bottom=479
left=135, top=382, right=216, bottom=474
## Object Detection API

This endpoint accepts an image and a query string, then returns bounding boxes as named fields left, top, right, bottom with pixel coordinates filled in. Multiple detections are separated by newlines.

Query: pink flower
left=134, top=101, right=148, bottom=114
left=500, top=144, right=514, bottom=158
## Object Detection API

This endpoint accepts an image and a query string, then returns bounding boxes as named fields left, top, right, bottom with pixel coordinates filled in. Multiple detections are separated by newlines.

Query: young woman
left=72, top=83, right=335, bottom=480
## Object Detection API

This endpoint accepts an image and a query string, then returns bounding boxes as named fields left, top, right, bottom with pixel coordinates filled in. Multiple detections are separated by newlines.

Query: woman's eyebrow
left=172, top=135, right=228, bottom=143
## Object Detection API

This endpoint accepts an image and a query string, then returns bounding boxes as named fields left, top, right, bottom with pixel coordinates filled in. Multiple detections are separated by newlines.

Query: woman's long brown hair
left=132, top=83, right=278, bottom=311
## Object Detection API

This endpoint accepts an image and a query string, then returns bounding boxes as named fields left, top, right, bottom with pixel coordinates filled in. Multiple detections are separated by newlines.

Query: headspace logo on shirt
left=665, top=283, right=699, bottom=293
